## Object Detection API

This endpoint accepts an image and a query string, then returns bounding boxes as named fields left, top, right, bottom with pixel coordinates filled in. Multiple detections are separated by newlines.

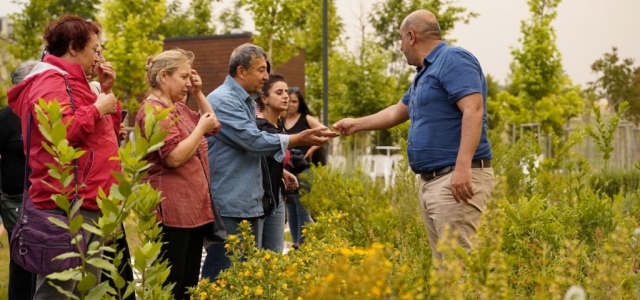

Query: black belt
left=420, top=159, right=491, bottom=181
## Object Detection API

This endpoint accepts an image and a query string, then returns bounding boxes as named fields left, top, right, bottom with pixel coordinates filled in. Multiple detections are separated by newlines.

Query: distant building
left=0, top=16, right=13, bottom=36
left=163, top=32, right=306, bottom=111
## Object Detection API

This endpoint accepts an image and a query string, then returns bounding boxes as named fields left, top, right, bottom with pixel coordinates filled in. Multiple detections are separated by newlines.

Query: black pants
left=101, top=229, right=135, bottom=300
left=160, top=225, right=205, bottom=300
left=7, top=230, right=36, bottom=300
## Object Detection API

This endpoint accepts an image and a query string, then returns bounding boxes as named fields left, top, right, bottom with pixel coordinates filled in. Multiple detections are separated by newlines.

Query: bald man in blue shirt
left=334, top=9, right=494, bottom=259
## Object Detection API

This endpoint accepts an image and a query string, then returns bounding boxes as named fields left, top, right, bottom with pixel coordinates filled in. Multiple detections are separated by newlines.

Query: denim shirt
left=207, top=76, right=289, bottom=218
left=401, top=41, right=492, bottom=173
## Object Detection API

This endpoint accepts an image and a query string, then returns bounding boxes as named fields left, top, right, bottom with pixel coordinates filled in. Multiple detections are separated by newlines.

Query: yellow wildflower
left=199, top=292, right=207, bottom=300
left=255, top=286, right=264, bottom=296
left=217, top=279, right=227, bottom=287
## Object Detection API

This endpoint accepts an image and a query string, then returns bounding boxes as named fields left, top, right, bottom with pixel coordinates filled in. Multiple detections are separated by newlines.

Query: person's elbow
left=164, top=155, right=184, bottom=168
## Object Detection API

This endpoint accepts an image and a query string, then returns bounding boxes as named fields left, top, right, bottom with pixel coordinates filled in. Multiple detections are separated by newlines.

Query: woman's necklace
left=150, top=90, right=173, bottom=107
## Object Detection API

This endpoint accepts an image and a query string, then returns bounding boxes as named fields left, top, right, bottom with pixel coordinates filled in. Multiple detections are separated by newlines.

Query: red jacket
left=8, top=55, right=122, bottom=210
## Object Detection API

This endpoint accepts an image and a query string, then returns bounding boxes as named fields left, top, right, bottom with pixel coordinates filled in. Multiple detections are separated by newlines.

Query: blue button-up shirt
left=207, top=76, right=289, bottom=218
left=401, top=41, right=492, bottom=173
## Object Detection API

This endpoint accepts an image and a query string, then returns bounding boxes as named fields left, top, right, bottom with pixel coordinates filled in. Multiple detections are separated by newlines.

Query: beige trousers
left=419, top=168, right=494, bottom=259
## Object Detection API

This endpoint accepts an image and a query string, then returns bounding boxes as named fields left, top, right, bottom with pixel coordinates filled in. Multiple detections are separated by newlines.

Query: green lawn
left=0, top=231, right=9, bottom=300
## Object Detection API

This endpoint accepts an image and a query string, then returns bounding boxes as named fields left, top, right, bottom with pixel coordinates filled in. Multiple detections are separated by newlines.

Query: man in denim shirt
left=334, top=10, right=494, bottom=259
left=202, top=43, right=337, bottom=279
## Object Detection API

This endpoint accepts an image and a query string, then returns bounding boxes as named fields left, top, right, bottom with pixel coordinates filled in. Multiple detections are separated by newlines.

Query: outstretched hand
left=333, top=118, right=358, bottom=136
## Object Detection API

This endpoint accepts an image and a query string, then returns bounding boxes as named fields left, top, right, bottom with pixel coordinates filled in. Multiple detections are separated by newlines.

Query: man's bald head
left=401, top=9, right=442, bottom=40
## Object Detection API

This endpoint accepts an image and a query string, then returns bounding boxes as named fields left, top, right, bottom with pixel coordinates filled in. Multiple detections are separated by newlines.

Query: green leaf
left=53, top=252, right=82, bottom=261
left=82, top=223, right=103, bottom=236
left=85, top=281, right=110, bottom=300
left=48, top=281, right=80, bottom=300
left=52, top=195, right=70, bottom=211
left=47, top=268, right=82, bottom=282
left=69, top=214, right=84, bottom=234
left=86, top=258, right=117, bottom=273
left=47, top=216, right=70, bottom=230
left=76, top=272, right=97, bottom=293
left=51, top=122, right=67, bottom=145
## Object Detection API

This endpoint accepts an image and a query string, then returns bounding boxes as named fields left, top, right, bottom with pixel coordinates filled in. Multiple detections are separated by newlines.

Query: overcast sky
left=1, top=0, right=638, bottom=86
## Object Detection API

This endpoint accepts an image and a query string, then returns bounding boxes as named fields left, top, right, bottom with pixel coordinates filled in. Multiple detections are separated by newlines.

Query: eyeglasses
left=289, top=86, right=300, bottom=93
left=93, top=48, right=103, bottom=58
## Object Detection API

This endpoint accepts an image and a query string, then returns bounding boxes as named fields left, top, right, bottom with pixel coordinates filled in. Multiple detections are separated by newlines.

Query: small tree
left=101, top=0, right=165, bottom=115
left=37, top=99, right=175, bottom=299
left=590, top=47, right=640, bottom=122
left=588, top=101, right=629, bottom=172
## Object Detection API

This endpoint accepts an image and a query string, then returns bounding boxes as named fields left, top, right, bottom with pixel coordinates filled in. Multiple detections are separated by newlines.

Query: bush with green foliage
left=37, top=100, right=175, bottom=300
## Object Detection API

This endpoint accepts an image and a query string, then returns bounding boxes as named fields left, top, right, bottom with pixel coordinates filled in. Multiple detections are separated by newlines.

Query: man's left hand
left=98, top=62, right=116, bottom=94
left=451, top=167, right=474, bottom=203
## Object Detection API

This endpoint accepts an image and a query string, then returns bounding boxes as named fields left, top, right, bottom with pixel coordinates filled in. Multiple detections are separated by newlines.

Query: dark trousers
left=101, top=229, right=135, bottom=300
left=201, top=217, right=263, bottom=281
left=161, top=225, right=205, bottom=300
left=7, top=230, right=35, bottom=300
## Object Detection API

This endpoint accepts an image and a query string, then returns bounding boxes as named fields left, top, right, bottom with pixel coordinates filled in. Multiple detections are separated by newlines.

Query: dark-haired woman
left=256, top=74, right=298, bottom=252
left=284, top=88, right=325, bottom=248
left=7, top=14, right=122, bottom=299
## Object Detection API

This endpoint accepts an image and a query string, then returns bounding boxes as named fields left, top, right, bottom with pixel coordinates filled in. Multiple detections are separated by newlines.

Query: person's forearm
left=165, top=127, right=206, bottom=167
left=455, top=110, right=483, bottom=168
left=354, top=103, right=408, bottom=132
left=195, top=91, right=214, bottom=114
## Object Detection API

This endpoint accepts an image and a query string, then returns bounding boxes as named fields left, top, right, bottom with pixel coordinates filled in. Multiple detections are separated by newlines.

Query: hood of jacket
left=8, top=61, right=68, bottom=119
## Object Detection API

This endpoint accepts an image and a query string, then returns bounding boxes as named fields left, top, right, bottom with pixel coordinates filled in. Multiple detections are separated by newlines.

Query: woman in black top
left=256, top=73, right=298, bottom=252
left=283, top=88, right=325, bottom=248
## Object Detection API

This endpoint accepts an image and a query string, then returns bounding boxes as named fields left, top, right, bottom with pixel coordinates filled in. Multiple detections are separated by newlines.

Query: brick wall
left=163, top=34, right=305, bottom=111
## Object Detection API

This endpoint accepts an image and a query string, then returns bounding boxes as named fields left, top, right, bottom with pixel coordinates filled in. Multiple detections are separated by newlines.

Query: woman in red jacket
left=7, top=15, right=122, bottom=299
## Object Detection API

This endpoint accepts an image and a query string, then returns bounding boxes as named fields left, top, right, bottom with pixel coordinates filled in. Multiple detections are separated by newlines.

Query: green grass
left=0, top=231, right=9, bottom=300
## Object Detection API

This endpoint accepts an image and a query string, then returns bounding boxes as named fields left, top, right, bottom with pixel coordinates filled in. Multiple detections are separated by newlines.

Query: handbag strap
left=23, top=74, right=80, bottom=204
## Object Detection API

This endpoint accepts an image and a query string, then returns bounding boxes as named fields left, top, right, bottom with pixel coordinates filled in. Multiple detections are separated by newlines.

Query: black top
left=284, top=113, right=311, bottom=156
left=256, top=118, right=285, bottom=200
left=284, top=113, right=327, bottom=166
left=0, top=106, right=26, bottom=195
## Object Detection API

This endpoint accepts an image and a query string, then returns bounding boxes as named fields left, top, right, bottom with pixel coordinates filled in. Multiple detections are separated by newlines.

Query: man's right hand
left=290, top=126, right=338, bottom=148
left=333, top=118, right=358, bottom=136
left=94, top=93, right=117, bottom=116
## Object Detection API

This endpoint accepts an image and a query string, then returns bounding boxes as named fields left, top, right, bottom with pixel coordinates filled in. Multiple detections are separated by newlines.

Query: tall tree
left=101, top=0, right=165, bottom=113
left=218, top=1, right=244, bottom=34
left=240, top=0, right=307, bottom=68
left=158, top=0, right=218, bottom=38
left=368, top=0, right=477, bottom=74
left=493, top=0, right=583, bottom=135
left=589, top=47, right=638, bottom=116
left=8, top=0, right=100, bottom=60
left=299, top=0, right=343, bottom=116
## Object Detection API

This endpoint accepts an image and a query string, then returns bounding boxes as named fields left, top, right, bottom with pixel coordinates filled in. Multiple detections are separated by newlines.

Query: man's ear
left=408, top=30, right=416, bottom=46
left=237, top=66, right=246, bottom=80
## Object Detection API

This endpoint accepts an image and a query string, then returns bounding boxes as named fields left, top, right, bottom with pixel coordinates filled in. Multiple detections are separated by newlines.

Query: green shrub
left=38, top=100, right=174, bottom=300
